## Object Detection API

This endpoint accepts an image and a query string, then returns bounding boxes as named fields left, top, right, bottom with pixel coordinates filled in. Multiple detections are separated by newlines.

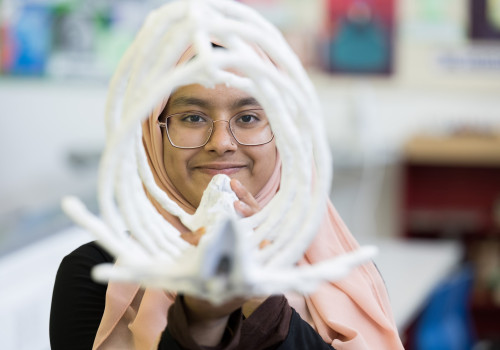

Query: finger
left=230, top=179, right=259, bottom=215
left=259, top=239, right=271, bottom=250
left=230, top=179, right=259, bottom=208
left=234, top=200, right=255, bottom=217
left=180, top=227, right=206, bottom=246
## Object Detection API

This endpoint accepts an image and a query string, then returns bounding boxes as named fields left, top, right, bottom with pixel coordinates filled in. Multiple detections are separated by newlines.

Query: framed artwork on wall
left=469, top=0, right=500, bottom=40
left=321, top=0, right=395, bottom=75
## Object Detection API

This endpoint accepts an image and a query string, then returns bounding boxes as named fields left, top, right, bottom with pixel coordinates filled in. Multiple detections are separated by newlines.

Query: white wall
left=312, top=75, right=500, bottom=159
left=0, top=79, right=107, bottom=213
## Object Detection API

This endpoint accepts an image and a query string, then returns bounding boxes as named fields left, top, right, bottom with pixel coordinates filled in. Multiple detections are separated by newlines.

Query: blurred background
left=1, top=0, right=500, bottom=349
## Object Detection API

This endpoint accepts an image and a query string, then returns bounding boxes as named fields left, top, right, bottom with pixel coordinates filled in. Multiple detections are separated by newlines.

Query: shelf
left=401, top=149, right=500, bottom=340
left=404, top=134, right=500, bottom=167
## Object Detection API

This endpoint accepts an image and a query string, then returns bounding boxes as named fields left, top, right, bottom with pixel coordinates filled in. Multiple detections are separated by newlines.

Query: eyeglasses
left=157, top=109, right=274, bottom=149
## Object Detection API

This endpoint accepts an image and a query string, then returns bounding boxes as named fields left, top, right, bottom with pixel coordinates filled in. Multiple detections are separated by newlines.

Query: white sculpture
left=62, top=0, right=377, bottom=304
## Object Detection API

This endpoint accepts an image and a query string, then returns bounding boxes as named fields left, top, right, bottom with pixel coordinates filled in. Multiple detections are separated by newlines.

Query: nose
left=203, top=119, right=238, bottom=154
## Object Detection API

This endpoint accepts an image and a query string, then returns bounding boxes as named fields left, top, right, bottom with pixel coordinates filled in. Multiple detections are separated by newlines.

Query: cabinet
left=402, top=134, right=500, bottom=340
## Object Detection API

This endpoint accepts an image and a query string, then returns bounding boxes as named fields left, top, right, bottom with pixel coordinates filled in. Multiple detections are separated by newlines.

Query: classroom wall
left=1, top=76, right=499, bottom=214
left=2, top=0, right=500, bottom=223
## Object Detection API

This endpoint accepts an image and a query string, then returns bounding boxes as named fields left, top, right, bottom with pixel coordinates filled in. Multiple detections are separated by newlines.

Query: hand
left=231, top=178, right=271, bottom=249
left=183, top=294, right=246, bottom=346
left=183, top=293, right=268, bottom=345
left=184, top=295, right=246, bottom=323
left=230, top=178, right=270, bottom=315
left=230, top=179, right=260, bottom=217
left=180, top=225, right=246, bottom=346
left=180, top=179, right=269, bottom=347
left=180, top=179, right=258, bottom=246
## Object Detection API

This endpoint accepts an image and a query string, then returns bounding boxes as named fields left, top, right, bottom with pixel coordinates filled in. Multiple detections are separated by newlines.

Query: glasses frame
left=157, top=109, right=275, bottom=149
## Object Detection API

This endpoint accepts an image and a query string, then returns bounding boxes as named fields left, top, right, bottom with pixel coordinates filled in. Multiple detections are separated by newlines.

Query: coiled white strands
left=62, top=0, right=377, bottom=303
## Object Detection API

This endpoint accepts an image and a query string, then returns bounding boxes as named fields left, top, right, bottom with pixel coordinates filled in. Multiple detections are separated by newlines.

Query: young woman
left=50, top=80, right=403, bottom=350
left=50, top=4, right=404, bottom=350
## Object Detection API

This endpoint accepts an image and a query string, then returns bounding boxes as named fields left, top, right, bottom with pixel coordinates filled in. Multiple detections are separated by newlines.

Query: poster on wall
left=0, top=4, right=53, bottom=75
left=237, top=0, right=322, bottom=68
left=399, top=0, right=466, bottom=44
left=469, top=0, right=500, bottom=40
left=321, top=0, right=395, bottom=75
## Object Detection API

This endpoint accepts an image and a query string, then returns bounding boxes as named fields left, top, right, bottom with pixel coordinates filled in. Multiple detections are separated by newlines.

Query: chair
left=414, top=264, right=476, bottom=350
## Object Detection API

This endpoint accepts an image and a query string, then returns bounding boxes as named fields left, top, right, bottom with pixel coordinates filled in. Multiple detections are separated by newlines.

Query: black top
left=50, top=242, right=113, bottom=350
left=50, top=242, right=334, bottom=350
left=160, top=309, right=335, bottom=350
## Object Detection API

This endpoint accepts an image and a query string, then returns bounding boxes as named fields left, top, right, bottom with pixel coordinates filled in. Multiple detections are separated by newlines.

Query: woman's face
left=162, top=83, right=277, bottom=208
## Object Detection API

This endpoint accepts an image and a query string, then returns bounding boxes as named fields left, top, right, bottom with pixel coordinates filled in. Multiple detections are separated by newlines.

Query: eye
left=233, top=110, right=268, bottom=130
left=234, top=110, right=265, bottom=126
left=180, top=113, right=209, bottom=124
left=238, top=114, right=258, bottom=123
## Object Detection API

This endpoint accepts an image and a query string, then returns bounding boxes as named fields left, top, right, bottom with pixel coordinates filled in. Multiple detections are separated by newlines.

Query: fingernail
left=237, top=200, right=249, bottom=210
left=233, top=179, right=243, bottom=189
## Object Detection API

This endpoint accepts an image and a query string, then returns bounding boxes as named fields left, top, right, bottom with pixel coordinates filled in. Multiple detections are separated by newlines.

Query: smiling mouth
left=195, top=165, right=246, bottom=176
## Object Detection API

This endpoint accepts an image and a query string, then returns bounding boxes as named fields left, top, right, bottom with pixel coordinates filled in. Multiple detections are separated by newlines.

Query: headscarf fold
left=92, top=46, right=403, bottom=350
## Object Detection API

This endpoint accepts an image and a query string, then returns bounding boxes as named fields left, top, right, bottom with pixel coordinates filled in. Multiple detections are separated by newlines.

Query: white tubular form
left=62, top=0, right=377, bottom=303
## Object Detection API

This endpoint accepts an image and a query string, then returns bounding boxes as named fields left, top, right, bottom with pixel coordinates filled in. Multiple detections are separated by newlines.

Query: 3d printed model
left=62, top=0, right=377, bottom=304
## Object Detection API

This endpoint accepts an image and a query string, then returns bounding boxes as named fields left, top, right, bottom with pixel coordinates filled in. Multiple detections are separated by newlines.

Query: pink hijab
left=91, top=48, right=404, bottom=350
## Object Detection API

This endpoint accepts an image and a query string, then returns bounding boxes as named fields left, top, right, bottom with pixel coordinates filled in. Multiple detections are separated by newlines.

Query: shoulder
left=62, top=241, right=114, bottom=265
left=51, top=241, right=113, bottom=320
left=50, top=241, right=113, bottom=349
left=54, top=241, right=113, bottom=292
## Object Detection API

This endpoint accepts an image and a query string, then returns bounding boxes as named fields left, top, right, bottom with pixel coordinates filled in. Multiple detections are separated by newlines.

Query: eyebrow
left=231, top=97, right=261, bottom=109
left=169, top=96, right=210, bottom=109
left=169, top=96, right=262, bottom=110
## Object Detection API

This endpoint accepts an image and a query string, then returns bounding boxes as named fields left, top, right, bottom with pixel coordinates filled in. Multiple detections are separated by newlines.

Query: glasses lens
left=166, top=113, right=212, bottom=148
left=230, top=110, right=273, bottom=145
